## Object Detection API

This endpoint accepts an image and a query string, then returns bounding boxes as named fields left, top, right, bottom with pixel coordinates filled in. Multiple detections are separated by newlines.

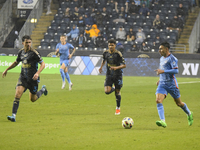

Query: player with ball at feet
left=99, top=39, right=126, bottom=115
left=154, top=42, right=193, bottom=128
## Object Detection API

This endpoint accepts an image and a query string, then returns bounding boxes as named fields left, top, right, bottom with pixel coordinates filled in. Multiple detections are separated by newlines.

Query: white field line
left=179, top=81, right=200, bottom=84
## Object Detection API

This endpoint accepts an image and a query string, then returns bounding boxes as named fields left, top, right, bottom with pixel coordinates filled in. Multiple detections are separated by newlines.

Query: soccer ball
left=122, top=117, right=134, bottom=129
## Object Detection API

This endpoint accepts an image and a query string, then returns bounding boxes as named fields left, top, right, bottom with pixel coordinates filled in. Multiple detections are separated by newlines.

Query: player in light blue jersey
left=55, top=35, right=76, bottom=90
left=154, top=42, right=193, bottom=128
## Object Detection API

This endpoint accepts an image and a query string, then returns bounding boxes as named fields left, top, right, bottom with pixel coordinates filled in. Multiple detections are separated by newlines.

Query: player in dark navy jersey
left=2, top=35, right=48, bottom=122
left=99, top=39, right=126, bottom=115
left=154, top=42, right=193, bottom=128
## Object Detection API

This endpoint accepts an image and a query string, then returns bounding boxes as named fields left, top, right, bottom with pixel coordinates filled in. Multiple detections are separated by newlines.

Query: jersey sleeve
left=102, top=51, right=106, bottom=62
left=118, top=51, right=125, bottom=65
left=34, top=50, right=43, bottom=63
left=170, top=56, right=178, bottom=69
left=69, top=43, right=74, bottom=49
left=16, top=50, right=22, bottom=63
left=56, top=43, right=60, bottom=51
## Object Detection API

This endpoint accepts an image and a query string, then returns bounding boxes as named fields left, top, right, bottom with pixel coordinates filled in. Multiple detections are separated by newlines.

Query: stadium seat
left=60, top=22, right=67, bottom=30
left=50, top=24, right=58, bottom=30
left=133, top=21, right=143, bottom=27
left=53, top=33, right=61, bottom=42
left=168, top=33, right=177, bottom=41
left=160, top=32, right=167, bottom=41
left=143, top=25, right=150, bottom=34
left=44, top=33, right=53, bottom=42
left=126, top=15, right=135, bottom=23
left=40, top=40, right=49, bottom=48
left=132, top=25, right=140, bottom=32
left=51, top=20, right=59, bottom=27
left=167, top=39, right=176, bottom=45
left=47, top=28, right=55, bottom=37
left=50, top=40, right=58, bottom=50
left=56, top=27, right=65, bottom=35
left=57, top=11, right=64, bottom=18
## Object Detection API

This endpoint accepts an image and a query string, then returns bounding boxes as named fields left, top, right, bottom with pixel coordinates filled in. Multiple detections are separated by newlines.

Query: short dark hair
left=160, top=42, right=170, bottom=49
left=108, top=39, right=116, bottom=44
left=22, top=35, right=32, bottom=42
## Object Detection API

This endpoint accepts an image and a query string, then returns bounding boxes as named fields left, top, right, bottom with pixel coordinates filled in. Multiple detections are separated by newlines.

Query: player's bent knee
left=30, top=98, right=36, bottom=102
left=156, top=99, right=162, bottom=104
left=176, top=102, right=183, bottom=107
left=105, top=91, right=110, bottom=95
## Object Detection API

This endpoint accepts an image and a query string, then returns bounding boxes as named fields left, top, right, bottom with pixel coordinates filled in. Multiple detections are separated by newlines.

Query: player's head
left=22, top=35, right=32, bottom=50
left=60, top=35, right=67, bottom=43
left=108, top=39, right=116, bottom=52
left=22, top=35, right=32, bottom=42
left=159, top=42, right=170, bottom=56
left=160, top=42, right=170, bottom=49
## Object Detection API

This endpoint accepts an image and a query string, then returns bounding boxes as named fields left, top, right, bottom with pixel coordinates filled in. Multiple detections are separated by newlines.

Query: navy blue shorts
left=16, top=76, right=39, bottom=94
left=104, top=75, right=123, bottom=89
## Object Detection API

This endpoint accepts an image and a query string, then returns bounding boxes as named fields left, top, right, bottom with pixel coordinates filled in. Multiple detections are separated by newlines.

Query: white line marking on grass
left=179, top=81, right=200, bottom=84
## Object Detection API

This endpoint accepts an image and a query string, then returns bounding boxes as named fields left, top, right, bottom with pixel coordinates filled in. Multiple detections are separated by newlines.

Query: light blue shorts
left=156, top=82, right=180, bottom=99
left=60, top=60, right=69, bottom=67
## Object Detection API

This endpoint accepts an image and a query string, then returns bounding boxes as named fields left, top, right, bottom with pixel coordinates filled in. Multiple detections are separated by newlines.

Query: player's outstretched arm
left=69, top=48, right=76, bottom=59
left=99, top=60, right=106, bottom=74
left=2, top=61, right=19, bottom=78
left=55, top=48, right=59, bottom=55
left=32, top=61, right=45, bottom=80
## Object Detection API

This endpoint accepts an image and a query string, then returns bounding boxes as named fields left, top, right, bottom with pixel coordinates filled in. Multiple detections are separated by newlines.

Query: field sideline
left=0, top=73, right=200, bottom=150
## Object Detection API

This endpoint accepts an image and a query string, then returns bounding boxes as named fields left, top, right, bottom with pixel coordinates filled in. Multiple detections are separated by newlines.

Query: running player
left=99, top=39, right=126, bottom=115
left=55, top=35, right=76, bottom=90
left=2, top=35, right=48, bottom=122
left=154, top=42, right=193, bottom=128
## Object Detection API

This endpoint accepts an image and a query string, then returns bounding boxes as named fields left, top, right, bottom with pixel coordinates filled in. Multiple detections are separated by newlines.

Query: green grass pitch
left=0, top=73, right=200, bottom=150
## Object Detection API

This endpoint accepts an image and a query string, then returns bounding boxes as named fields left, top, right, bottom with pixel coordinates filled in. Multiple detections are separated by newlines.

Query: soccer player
left=154, top=42, right=193, bottom=128
left=55, top=35, right=76, bottom=90
left=2, top=35, right=48, bottom=122
left=99, top=39, right=126, bottom=115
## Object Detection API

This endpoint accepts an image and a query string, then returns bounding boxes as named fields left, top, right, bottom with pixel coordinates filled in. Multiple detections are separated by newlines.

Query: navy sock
left=116, top=95, right=121, bottom=108
left=36, top=88, right=45, bottom=99
left=12, top=98, right=20, bottom=115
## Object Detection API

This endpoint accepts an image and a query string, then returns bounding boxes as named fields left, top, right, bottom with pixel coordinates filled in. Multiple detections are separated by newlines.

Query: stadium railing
left=189, top=12, right=200, bottom=53
left=170, top=44, right=186, bottom=53
left=0, top=0, right=12, bottom=47
left=18, top=0, right=43, bottom=49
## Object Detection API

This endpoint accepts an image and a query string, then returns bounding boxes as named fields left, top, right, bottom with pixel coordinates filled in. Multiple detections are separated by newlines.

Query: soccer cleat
left=187, top=111, right=193, bottom=126
left=69, top=83, right=73, bottom=91
left=156, top=120, right=167, bottom=128
left=62, top=81, right=66, bottom=89
left=42, top=85, right=48, bottom=96
left=7, top=115, right=16, bottom=122
left=115, top=109, right=120, bottom=115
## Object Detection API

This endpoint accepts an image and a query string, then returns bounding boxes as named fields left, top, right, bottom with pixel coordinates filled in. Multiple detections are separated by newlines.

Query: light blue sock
left=181, top=103, right=191, bottom=115
left=157, top=103, right=165, bottom=120
left=60, top=69, right=65, bottom=82
left=65, top=72, right=71, bottom=84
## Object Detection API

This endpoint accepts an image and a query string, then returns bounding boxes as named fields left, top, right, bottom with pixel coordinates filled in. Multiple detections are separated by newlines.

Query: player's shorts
left=104, top=75, right=123, bottom=89
left=60, top=59, right=69, bottom=67
left=16, top=76, right=39, bottom=94
left=156, top=81, right=180, bottom=99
